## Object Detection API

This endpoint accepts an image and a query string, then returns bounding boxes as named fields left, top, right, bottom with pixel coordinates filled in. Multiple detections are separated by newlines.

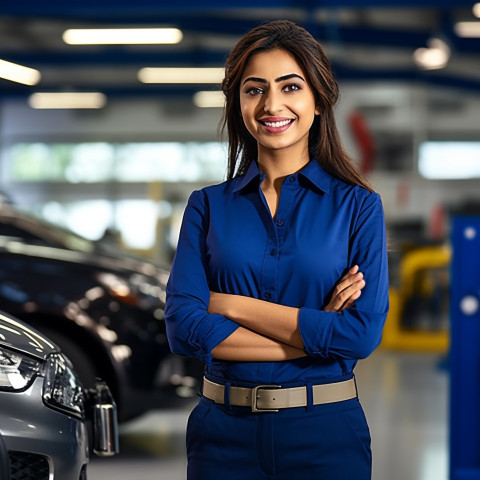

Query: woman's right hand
left=324, top=265, right=366, bottom=312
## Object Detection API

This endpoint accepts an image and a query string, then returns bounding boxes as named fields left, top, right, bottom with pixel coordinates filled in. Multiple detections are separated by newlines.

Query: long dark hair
left=220, top=20, right=373, bottom=192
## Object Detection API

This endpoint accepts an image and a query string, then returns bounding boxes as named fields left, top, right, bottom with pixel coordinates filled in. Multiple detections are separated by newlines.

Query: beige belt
left=202, top=377, right=357, bottom=412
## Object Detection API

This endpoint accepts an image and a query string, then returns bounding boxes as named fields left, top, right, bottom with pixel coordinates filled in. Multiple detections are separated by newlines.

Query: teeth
left=264, top=119, right=292, bottom=127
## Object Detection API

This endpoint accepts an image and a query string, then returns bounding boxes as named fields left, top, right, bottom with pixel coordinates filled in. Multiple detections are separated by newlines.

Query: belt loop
left=305, top=381, right=314, bottom=412
left=224, top=381, right=232, bottom=410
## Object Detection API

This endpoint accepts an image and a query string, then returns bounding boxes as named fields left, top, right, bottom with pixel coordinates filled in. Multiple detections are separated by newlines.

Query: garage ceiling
left=1, top=0, right=480, bottom=100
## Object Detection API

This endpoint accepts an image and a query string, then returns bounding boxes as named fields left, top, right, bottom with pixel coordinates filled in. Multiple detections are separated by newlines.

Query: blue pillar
left=450, top=215, right=480, bottom=480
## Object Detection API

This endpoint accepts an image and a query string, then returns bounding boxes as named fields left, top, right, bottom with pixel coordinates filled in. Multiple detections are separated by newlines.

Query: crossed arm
left=209, top=265, right=365, bottom=361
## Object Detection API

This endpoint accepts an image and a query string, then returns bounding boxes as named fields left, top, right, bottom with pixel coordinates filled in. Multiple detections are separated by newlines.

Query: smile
left=260, top=119, right=294, bottom=128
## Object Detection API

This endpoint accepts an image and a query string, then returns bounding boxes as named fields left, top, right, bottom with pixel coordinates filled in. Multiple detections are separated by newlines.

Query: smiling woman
left=165, top=20, right=389, bottom=480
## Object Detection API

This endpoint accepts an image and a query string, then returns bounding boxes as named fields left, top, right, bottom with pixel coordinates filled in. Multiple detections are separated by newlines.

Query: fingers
left=335, top=267, right=363, bottom=293
left=341, top=284, right=363, bottom=310
left=334, top=276, right=365, bottom=308
left=324, top=265, right=366, bottom=312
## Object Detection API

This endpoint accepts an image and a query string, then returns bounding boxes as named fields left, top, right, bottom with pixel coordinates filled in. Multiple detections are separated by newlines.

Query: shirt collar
left=298, top=159, right=331, bottom=194
left=230, top=159, right=331, bottom=194
left=230, top=161, right=263, bottom=193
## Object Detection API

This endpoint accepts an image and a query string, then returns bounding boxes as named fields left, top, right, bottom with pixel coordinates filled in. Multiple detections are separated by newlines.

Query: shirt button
left=263, top=291, right=271, bottom=300
left=270, top=248, right=276, bottom=256
left=276, top=219, right=284, bottom=227
left=289, top=176, right=296, bottom=183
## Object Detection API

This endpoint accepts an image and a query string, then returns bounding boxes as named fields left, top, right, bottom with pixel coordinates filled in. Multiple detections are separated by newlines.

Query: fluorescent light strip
left=0, top=59, right=40, bottom=86
left=454, top=22, right=480, bottom=38
left=28, top=92, right=107, bottom=109
left=63, top=28, right=183, bottom=45
left=193, top=91, right=225, bottom=108
left=138, top=67, right=224, bottom=84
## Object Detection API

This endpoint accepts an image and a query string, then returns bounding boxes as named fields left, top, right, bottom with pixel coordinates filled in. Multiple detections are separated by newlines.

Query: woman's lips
left=258, top=118, right=295, bottom=133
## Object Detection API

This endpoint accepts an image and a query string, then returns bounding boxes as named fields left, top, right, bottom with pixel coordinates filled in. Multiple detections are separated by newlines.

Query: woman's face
left=239, top=48, right=319, bottom=156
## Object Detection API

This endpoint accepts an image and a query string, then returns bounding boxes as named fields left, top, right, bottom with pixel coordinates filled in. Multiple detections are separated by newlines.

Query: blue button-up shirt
left=165, top=159, right=389, bottom=387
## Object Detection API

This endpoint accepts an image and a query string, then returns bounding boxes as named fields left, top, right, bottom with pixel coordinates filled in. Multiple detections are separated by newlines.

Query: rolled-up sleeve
left=165, top=190, right=239, bottom=364
left=298, top=191, right=389, bottom=360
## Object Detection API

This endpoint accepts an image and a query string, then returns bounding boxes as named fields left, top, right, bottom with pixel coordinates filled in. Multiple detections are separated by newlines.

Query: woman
left=165, top=19, right=389, bottom=480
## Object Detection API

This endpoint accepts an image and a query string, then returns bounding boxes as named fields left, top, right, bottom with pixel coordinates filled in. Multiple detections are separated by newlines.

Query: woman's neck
left=257, top=146, right=310, bottom=189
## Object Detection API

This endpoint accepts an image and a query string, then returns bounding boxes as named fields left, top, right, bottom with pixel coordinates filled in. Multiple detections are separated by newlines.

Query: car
left=0, top=309, right=118, bottom=480
left=0, top=203, right=201, bottom=421
left=0, top=431, right=9, bottom=480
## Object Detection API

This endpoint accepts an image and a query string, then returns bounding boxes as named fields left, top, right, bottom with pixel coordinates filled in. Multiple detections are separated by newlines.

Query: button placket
left=258, top=173, right=296, bottom=305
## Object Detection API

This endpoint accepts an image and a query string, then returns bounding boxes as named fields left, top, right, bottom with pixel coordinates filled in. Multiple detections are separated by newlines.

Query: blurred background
left=0, top=1, right=479, bottom=479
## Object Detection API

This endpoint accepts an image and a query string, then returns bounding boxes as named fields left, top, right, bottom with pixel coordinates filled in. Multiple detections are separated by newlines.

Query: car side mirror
left=85, top=379, right=119, bottom=457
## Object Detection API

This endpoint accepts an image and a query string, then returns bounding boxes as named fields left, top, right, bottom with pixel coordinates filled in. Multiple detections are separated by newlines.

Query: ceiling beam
left=0, top=0, right=476, bottom=19
left=3, top=18, right=480, bottom=68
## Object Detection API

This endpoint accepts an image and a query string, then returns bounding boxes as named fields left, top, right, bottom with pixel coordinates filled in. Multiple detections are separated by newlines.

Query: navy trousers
left=186, top=395, right=372, bottom=480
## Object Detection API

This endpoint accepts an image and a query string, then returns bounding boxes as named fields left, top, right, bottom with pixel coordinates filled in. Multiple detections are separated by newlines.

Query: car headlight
left=0, top=346, right=41, bottom=391
left=42, top=353, right=85, bottom=419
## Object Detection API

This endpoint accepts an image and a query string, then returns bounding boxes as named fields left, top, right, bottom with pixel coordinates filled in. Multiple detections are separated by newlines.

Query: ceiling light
left=413, top=38, right=450, bottom=70
left=28, top=92, right=107, bottom=109
left=63, top=28, right=183, bottom=45
left=473, top=3, right=480, bottom=18
left=454, top=21, right=480, bottom=37
left=138, top=67, right=224, bottom=84
left=0, top=59, right=40, bottom=86
left=193, top=91, right=225, bottom=108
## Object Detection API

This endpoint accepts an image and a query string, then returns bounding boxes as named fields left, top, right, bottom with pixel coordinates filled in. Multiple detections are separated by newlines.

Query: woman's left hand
left=324, top=265, right=366, bottom=312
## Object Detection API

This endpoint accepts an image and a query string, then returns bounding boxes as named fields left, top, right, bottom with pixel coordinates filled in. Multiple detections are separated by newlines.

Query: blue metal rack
left=450, top=215, right=480, bottom=480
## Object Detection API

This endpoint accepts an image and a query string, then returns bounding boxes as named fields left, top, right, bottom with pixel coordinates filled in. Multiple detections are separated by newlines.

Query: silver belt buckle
left=251, top=384, right=282, bottom=413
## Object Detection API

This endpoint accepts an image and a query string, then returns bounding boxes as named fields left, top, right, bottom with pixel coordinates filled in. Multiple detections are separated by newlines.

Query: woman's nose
left=263, top=90, right=284, bottom=114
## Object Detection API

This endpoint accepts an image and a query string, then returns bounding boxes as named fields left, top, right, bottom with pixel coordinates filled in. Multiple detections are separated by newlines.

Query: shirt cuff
left=191, top=314, right=239, bottom=364
left=298, top=306, right=336, bottom=358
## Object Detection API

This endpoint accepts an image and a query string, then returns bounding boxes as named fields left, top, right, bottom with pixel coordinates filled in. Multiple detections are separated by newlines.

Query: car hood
left=0, top=310, right=59, bottom=360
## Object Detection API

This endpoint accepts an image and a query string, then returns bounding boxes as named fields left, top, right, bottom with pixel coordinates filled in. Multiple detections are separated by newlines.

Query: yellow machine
left=381, top=245, right=450, bottom=352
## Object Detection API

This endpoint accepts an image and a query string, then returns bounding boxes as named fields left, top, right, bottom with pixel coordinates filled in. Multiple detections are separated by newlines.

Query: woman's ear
left=315, top=106, right=321, bottom=115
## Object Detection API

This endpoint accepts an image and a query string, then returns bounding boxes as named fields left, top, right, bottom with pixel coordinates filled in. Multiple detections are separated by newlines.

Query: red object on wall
left=348, top=110, right=376, bottom=174
left=396, top=176, right=411, bottom=209
left=429, top=203, right=446, bottom=240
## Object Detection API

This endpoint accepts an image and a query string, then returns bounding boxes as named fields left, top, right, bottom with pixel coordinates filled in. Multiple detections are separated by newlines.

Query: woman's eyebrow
left=275, top=73, right=305, bottom=83
left=242, top=73, right=305, bottom=86
left=242, top=76, right=267, bottom=86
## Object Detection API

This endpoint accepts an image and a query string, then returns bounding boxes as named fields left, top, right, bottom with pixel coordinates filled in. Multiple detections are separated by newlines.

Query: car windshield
left=0, top=207, right=95, bottom=253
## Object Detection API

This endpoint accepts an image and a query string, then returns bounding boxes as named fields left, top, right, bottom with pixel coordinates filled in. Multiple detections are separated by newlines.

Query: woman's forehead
left=242, top=49, right=305, bottom=80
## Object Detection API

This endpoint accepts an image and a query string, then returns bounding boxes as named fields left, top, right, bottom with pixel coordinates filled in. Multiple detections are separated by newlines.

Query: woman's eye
left=245, top=87, right=263, bottom=96
left=283, top=84, right=301, bottom=93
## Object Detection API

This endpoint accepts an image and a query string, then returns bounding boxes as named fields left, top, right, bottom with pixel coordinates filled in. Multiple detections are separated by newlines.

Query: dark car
left=0, top=309, right=118, bottom=480
left=0, top=204, right=201, bottom=421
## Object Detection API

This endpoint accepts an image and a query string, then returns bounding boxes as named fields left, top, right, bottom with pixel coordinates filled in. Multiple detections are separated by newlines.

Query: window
left=419, top=142, right=480, bottom=179
left=2, top=141, right=227, bottom=256
left=7, top=142, right=227, bottom=182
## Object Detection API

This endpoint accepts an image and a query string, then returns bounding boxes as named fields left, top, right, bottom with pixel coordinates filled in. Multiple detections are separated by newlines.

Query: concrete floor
left=88, top=349, right=449, bottom=480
